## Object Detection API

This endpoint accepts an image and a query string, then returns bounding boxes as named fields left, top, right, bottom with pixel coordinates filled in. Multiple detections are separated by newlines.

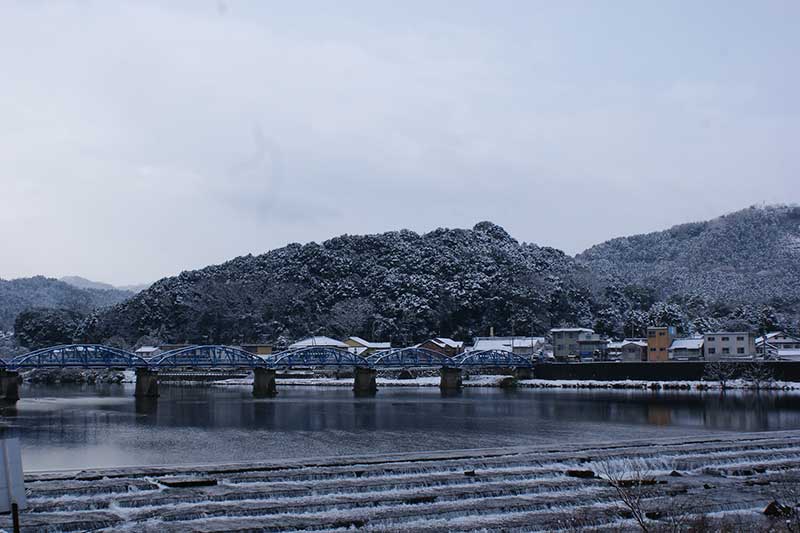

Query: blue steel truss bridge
left=0, top=344, right=533, bottom=402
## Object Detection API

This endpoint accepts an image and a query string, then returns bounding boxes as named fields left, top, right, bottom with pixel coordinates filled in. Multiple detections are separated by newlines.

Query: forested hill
left=10, top=206, right=800, bottom=349
left=81, top=222, right=596, bottom=346
left=0, top=277, right=133, bottom=331
left=577, top=205, right=800, bottom=306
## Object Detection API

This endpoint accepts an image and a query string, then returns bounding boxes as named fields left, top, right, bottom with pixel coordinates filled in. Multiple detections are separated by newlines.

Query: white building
left=469, top=336, right=546, bottom=356
left=755, top=331, right=800, bottom=357
left=703, top=332, right=756, bottom=360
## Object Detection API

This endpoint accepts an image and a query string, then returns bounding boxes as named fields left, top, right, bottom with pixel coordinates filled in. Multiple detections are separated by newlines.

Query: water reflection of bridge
left=0, top=344, right=533, bottom=402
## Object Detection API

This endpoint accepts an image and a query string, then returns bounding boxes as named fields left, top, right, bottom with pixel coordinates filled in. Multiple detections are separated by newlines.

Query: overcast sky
left=2, top=1, right=798, bottom=285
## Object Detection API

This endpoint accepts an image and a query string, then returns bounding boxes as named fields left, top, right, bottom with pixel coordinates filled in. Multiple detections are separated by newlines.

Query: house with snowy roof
left=418, top=337, right=464, bottom=357
left=134, top=345, right=161, bottom=359
left=755, top=331, right=800, bottom=357
left=344, top=337, right=392, bottom=357
left=668, top=337, right=704, bottom=361
left=288, top=336, right=349, bottom=350
left=468, top=336, right=545, bottom=356
left=607, top=339, right=647, bottom=362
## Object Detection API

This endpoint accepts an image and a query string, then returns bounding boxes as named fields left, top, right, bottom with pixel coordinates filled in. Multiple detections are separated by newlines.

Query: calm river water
left=2, top=383, right=800, bottom=471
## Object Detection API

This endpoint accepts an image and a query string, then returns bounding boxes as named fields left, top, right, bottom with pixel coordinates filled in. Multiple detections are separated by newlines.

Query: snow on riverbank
left=165, top=374, right=800, bottom=391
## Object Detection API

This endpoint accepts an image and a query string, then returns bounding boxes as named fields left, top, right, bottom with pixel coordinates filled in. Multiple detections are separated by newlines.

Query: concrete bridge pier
left=253, top=368, right=278, bottom=397
left=134, top=368, right=159, bottom=398
left=439, top=367, right=462, bottom=392
left=0, top=370, right=20, bottom=403
left=353, top=367, right=377, bottom=396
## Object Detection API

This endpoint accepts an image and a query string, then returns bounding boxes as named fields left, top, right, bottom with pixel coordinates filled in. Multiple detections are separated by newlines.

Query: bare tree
left=703, top=361, right=736, bottom=390
left=598, top=459, right=657, bottom=532
left=741, top=362, right=775, bottom=391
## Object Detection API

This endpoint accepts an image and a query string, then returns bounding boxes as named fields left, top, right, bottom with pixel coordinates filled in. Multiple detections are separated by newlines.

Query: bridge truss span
left=272, top=347, right=368, bottom=368
left=152, top=345, right=268, bottom=369
left=371, top=347, right=455, bottom=368
left=9, top=344, right=150, bottom=369
left=456, top=349, right=533, bottom=368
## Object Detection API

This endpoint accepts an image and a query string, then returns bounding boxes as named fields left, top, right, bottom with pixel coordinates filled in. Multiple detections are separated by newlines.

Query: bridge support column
left=0, top=370, right=20, bottom=403
left=253, top=368, right=278, bottom=397
left=353, top=367, right=377, bottom=396
left=439, top=367, right=462, bottom=392
left=134, top=368, right=159, bottom=398
left=514, top=367, right=533, bottom=380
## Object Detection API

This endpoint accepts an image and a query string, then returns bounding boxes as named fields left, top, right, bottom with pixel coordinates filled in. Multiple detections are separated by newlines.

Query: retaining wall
left=533, top=361, right=800, bottom=382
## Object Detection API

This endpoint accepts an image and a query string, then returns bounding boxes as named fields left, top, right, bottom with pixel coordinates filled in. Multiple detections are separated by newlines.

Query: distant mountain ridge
left=577, top=205, right=800, bottom=305
left=0, top=277, right=133, bottom=331
left=60, top=276, right=150, bottom=293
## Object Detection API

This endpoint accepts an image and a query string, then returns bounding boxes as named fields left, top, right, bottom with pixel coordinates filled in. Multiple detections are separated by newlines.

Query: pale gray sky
left=1, top=1, right=798, bottom=285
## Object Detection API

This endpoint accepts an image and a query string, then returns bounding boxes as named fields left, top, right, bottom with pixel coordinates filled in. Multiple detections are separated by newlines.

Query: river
left=2, top=383, right=800, bottom=471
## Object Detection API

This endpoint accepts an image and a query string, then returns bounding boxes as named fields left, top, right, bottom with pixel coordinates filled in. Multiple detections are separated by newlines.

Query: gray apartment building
left=703, top=332, right=756, bottom=360
left=550, top=328, right=604, bottom=360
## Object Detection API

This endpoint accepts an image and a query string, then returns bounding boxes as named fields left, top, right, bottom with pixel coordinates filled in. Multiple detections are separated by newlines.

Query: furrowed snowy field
left=5, top=430, right=800, bottom=532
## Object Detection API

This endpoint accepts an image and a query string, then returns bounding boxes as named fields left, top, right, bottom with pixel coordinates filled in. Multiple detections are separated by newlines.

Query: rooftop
left=346, top=337, right=391, bottom=349
left=289, top=336, right=349, bottom=349
left=669, top=338, right=704, bottom=350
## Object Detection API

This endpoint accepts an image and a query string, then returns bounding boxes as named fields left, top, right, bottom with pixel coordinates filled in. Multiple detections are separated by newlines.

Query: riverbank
left=8, top=430, right=800, bottom=532
left=21, top=369, right=800, bottom=391
left=207, top=374, right=800, bottom=391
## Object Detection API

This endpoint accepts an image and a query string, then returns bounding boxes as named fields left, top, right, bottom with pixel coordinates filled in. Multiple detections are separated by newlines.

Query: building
left=607, top=340, right=647, bottom=362
left=418, top=338, right=464, bottom=357
left=577, top=334, right=609, bottom=360
left=668, top=337, right=704, bottom=361
left=755, top=331, right=800, bottom=356
left=239, top=344, right=273, bottom=355
left=344, top=337, right=392, bottom=357
left=469, top=336, right=546, bottom=356
left=550, top=328, right=596, bottom=361
left=703, top=332, right=756, bottom=360
left=288, top=336, right=350, bottom=350
left=646, top=326, right=675, bottom=362
left=134, top=345, right=160, bottom=358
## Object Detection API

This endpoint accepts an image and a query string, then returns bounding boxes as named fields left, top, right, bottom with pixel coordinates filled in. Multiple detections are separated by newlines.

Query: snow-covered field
left=7, top=430, right=800, bottom=532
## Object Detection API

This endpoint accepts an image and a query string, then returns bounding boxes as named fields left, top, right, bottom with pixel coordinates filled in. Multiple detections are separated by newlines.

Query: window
left=736, top=336, right=744, bottom=341
left=556, top=345, right=563, bottom=351
left=722, top=347, right=730, bottom=354
left=737, top=347, right=745, bottom=354
left=708, top=348, right=716, bottom=354
left=708, top=337, right=715, bottom=341
left=659, top=347, right=665, bottom=351
left=648, top=331, right=656, bottom=338
left=650, top=347, right=656, bottom=352
left=721, top=336, right=729, bottom=341
left=658, top=331, right=665, bottom=336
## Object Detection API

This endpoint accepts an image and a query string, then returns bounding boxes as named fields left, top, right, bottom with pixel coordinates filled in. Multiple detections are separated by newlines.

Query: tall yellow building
left=646, top=326, right=675, bottom=362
